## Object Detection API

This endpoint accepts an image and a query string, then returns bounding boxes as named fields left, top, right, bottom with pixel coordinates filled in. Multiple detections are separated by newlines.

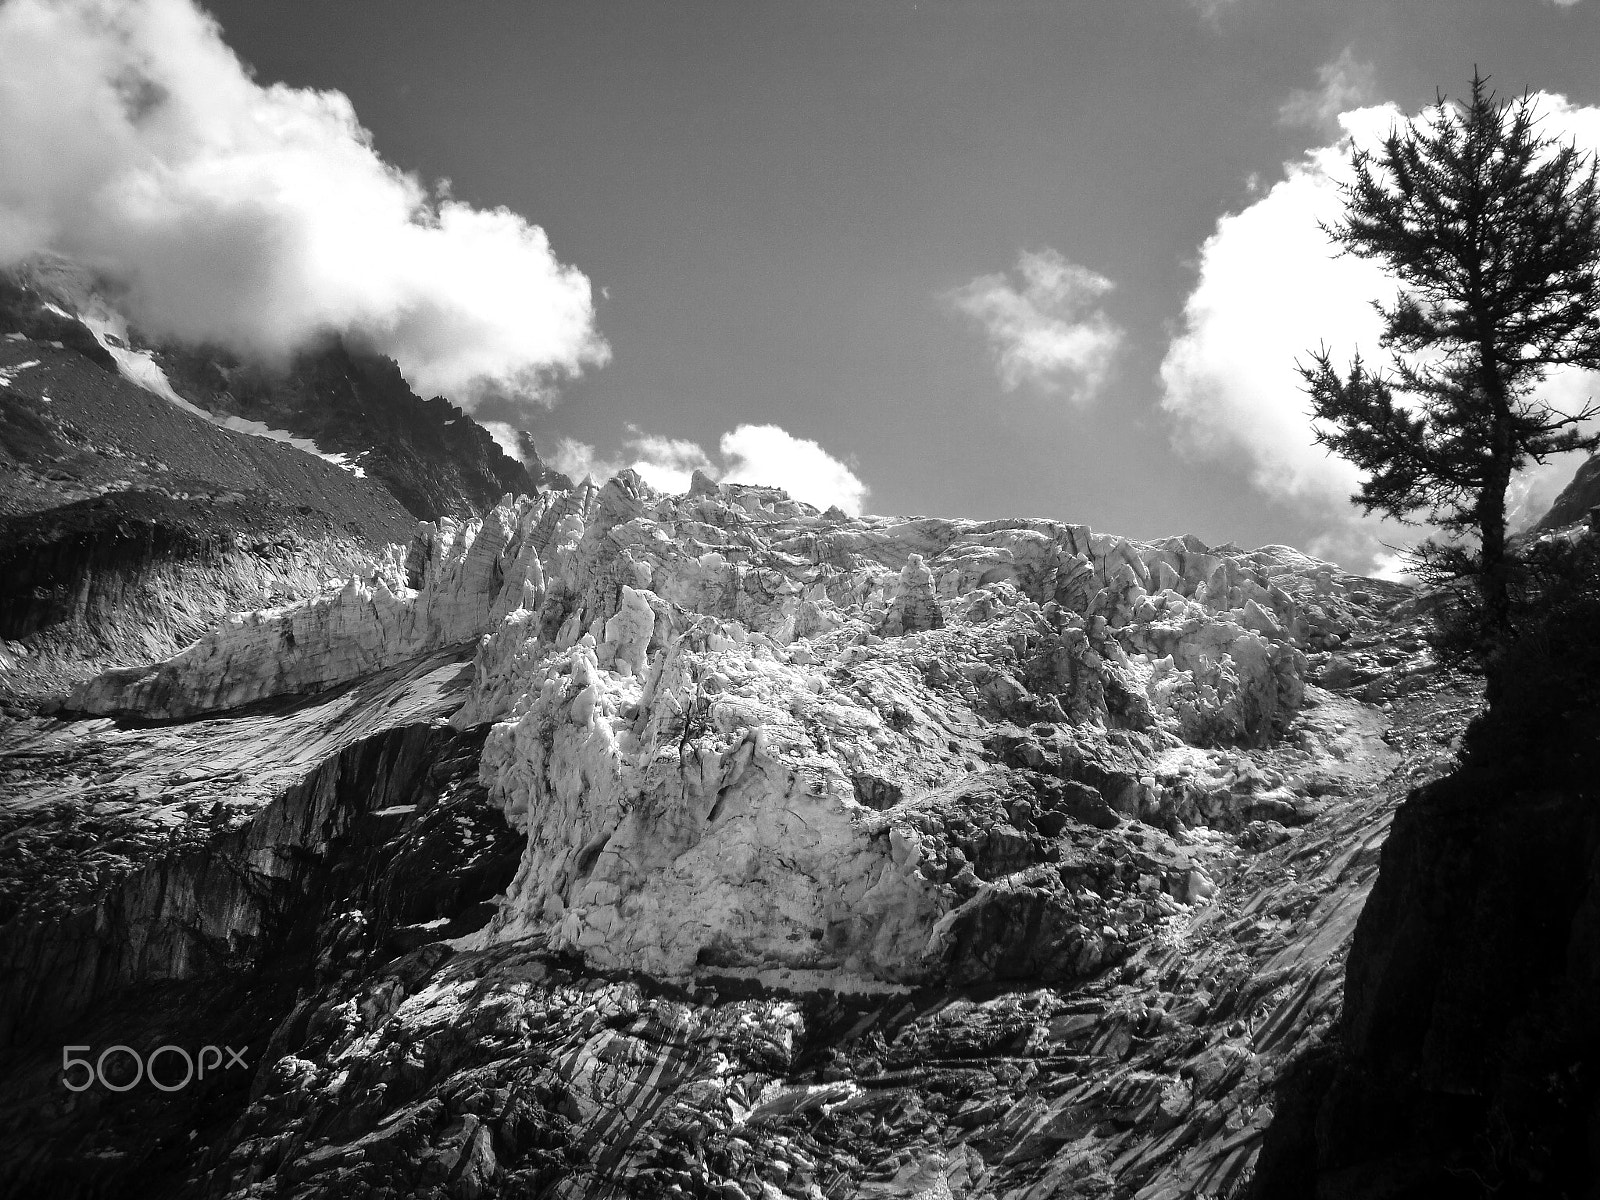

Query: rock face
left=0, top=647, right=487, bottom=1045
left=1251, top=644, right=1600, bottom=1197
left=0, top=717, right=522, bottom=1198
left=3, top=263, right=549, bottom=526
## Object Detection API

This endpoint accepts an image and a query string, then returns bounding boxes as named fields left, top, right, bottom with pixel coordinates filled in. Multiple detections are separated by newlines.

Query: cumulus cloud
left=549, top=423, right=868, bottom=514
left=947, top=248, right=1123, bottom=402
left=0, top=0, right=607, bottom=406
left=718, top=424, right=870, bottom=514
left=546, top=437, right=612, bottom=486
left=1160, top=99, right=1600, bottom=573
left=1277, top=48, right=1376, bottom=130
left=617, top=433, right=716, bottom=495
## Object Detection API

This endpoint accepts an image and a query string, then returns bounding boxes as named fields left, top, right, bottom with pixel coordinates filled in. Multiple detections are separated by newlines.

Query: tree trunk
left=1479, top=480, right=1510, bottom=641
left=1477, top=330, right=1514, bottom=647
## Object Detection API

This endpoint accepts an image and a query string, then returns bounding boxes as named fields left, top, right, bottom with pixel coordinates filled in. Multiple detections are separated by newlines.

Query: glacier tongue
left=67, top=468, right=1364, bottom=986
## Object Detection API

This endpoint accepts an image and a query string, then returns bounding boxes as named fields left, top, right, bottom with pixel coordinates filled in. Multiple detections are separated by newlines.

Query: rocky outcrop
left=1251, top=642, right=1600, bottom=1198
left=0, top=719, right=521, bottom=1197
left=5, top=721, right=453, bottom=1038
left=1535, top=449, right=1600, bottom=531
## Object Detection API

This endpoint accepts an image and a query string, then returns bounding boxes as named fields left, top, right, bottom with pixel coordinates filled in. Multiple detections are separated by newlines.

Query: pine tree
left=1301, top=71, right=1600, bottom=643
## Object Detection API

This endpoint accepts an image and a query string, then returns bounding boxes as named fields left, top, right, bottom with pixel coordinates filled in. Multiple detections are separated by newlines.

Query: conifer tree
left=1302, top=72, right=1600, bottom=641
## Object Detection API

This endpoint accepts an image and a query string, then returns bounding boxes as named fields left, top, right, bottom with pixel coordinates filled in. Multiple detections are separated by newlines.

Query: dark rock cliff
left=1253, top=559, right=1600, bottom=1199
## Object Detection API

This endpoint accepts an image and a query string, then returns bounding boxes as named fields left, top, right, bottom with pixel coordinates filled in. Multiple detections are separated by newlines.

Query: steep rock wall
left=1251, top=720, right=1600, bottom=1198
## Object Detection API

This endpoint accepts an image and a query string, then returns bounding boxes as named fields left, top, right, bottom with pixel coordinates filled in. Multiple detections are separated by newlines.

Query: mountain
left=1536, top=450, right=1600, bottom=532
left=155, top=337, right=566, bottom=523
left=0, top=261, right=558, bottom=703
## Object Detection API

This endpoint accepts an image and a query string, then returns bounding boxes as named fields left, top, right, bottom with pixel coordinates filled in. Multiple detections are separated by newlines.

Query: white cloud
left=546, top=427, right=713, bottom=493
left=1545, top=0, right=1582, bottom=8
left=1159, top=100, right=1600, bottom=574
left=718, top=424, right=869, bottom=514
left=547, top=436, right=616, bottom=486
left=0, top=0, right=607, bottom=406
left=1277, top=48, right=1376, bottom=129
left=622, top=433, right=716, bottom=495
left=947, top=248, right=1123, bottom=402
left=549, top=424, right=868, bottom=514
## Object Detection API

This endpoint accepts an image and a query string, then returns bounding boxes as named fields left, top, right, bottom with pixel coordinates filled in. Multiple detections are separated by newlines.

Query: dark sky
left=203, top=0, right=1600, bottom=552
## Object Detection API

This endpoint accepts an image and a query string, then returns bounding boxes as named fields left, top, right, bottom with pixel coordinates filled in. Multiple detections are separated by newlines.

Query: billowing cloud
left=947, top=248, right=1123, bottom=402
left=617, top=433, right=717, bottom=495
left=0, top=0, right=607, bottom=406
left=550, top=423, right=868, bottom=514
left=718, top=424, right=869, bottom=514
left=1159, top=100, right=1600, bottom=573
left=1277, top=48, right=1375, bottom=130
left=546, top=437, right=612, bottom=486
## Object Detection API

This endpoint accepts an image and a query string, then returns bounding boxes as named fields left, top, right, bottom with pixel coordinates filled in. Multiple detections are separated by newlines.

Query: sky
left=4, top=0, right=1600, bottom=571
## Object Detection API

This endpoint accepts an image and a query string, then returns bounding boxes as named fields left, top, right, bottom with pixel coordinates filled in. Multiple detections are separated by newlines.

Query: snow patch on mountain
left=50, top=300, right=372, bottom=478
